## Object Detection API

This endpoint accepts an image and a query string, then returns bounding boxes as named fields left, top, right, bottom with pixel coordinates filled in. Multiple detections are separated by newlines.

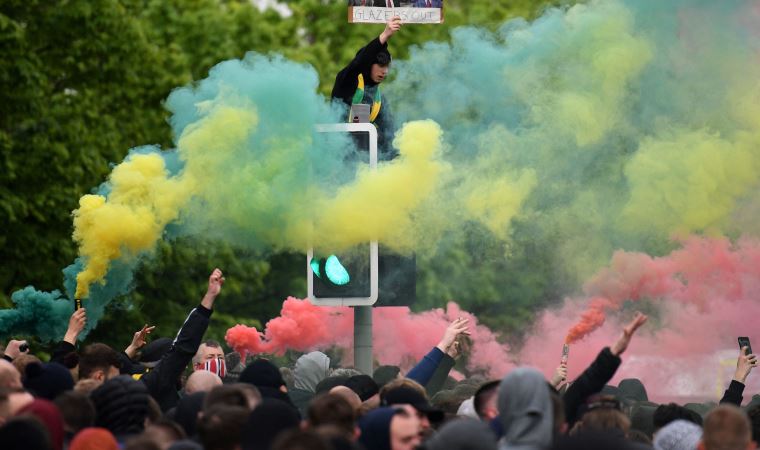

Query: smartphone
left=738, top=336, right=753, bottom=355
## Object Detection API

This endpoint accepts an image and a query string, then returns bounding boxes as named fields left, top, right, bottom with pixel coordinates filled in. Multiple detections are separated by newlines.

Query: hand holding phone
left=739, top=336, right=753, bottom=356
left=735, top=337, right=758, bottom=383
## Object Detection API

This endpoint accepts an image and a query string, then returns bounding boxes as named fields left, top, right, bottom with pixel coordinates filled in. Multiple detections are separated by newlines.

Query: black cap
left=381, top=386, right=444, bottom=422
left=239, top=359, right=285, bottom=389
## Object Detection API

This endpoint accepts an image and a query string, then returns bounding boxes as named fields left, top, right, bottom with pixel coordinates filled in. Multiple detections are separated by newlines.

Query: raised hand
left=610, top=312, right=648, bottom=356
left=202, top=268, right=225, bottom=309
left=63, top=308, right=87, bottom=345
left=436, top=317, right=470, bottom=354
left=380, top=16, right=402, bottom=44
left=125, top=324, right=156, bottom=359
left=734, top=346, right=758, bottom=384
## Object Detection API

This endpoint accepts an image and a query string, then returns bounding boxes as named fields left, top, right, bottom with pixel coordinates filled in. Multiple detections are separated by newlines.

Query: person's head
left=423, top=417, right=497, bottom=450
left=747, top=404, right=760, bottom=444
left=315, top=375, right=350, bottom=395
left=78, top=344, right=121, bottom=382
left=69, top=427, right=119, bottom=450
left=192, top=341, right=226, bottom=378
left=654, top=403, right=704, bottom=432
left=293, top=351, right=330, bottom=394
left=197, top=405, right=248, bottom=450
left=90, top=375, right=150, bottom=437
left=473, top=380, right=499, bottom=421
left=370, top=51, right=392, bottom=84
left=498, top=367, right=553, bottom=449
left=653, top=419, right=702, bottom=450
left=345, top=374, right=379, bottom=402
left=143, top=418, right=187, bottom=449
left=185, top=369, right=222, bottom=395
left=54, top=391, right=95, bottom=435
left=381, top=382, right=443, bottom=438
left=204, top=384, right=261, bottom=413
left=571, top=395, right=629, bottom=437
left=23, top=362, right=74, bottom=400
left=373, top=366, right=401, bottom=388
left=239, top=359, right=286, bottom=392
left=358, top=406, right=420, bottom=450
left=307, top=393, right=357, bottom=440
left=0, top=359, right=22, bottom=389
left=241, top=398, right=301, bottom=450
left=0, top=416, right=53, bottom=450
left=617, top=378, right=648, bottom=402
left=12, top=354, right=42, bottom=378
left=16, top=398, right=66, bottom=450
left=271, top=429, right=333, bottom=450
left=330, top=386, right=362, bottom=412
left=699, top=405, right=756, bottom=450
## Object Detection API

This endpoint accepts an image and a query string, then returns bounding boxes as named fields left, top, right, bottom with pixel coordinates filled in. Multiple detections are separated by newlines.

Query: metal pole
left=354, top=305, right=373, bottom=375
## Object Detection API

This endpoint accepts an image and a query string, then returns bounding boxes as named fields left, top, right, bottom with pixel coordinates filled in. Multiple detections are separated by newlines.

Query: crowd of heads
left=0, top=283, right=759, bottom=450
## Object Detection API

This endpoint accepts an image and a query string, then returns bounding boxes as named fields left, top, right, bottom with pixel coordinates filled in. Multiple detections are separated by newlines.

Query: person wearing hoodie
left=331, top=16, right=401, bottom=155
left=498, top=367, right=554, bottom=450
left=289, top=351, right=331, bottom=416
left=359, top=406, right=421, bottom=450
left=424, top=418, right=497, bottom=450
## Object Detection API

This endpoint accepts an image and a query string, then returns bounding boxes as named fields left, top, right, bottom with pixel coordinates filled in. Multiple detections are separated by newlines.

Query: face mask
left=194, top=357, right=226, bottom=378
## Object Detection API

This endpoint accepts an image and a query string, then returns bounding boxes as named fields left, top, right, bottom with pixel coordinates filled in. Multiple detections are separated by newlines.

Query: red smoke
left=225, top=298, right=514, bottom=376
left=227, top=236, right=760, bottom=401
left=564, top=297, right=613, bottom=344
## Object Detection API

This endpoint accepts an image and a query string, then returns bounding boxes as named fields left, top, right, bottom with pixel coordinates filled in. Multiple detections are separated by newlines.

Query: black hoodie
left=331, top=37, right=395, bottom=156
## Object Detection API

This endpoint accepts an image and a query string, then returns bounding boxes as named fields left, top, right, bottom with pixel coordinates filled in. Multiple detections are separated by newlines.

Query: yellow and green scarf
left=351, top=73, right=382, bottom=123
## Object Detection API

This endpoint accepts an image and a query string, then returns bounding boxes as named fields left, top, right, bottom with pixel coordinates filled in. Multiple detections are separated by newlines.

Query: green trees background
left=1, top=0, right=569, bottom=350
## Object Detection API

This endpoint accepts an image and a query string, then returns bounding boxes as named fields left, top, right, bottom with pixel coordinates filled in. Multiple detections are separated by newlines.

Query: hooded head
left=362, top=49, right=392, bottom=87
left=618, top=378, right=648, bottom=402
left=293, top=352, right=330, bottom=393
left=358, top=407, right=400, bottom=450
left=498, top=367, right=553, bottom=450
left=424, top=418, right=497, bottom=450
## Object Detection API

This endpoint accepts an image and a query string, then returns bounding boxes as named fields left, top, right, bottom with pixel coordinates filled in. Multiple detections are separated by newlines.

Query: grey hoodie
left=293, top=351, right=331, bottom=392
left=498, top=368, right=553, bottom=450
left=425, top=418, right=497, bottom=450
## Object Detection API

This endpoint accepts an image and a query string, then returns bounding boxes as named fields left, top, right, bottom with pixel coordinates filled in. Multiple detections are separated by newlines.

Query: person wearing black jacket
left=563, top=312, right=648, bottom=427
left=331, top=16, right=401, bottom=157
left=51, top=268, right=226, bottom=412
left=720, top=346, right=758, bottom=406
left=137, top=268, right=225, bottom=411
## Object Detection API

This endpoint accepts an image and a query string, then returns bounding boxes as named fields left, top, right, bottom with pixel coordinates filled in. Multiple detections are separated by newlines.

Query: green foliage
left=1, top=0, right=570, bottom=352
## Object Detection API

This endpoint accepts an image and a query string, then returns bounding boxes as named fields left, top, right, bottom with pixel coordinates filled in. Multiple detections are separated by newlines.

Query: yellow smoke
left=73, top=153, right=193, bottom=298
left=73, top=104, right=258, bottom=298
left=315, top=120, right=449, bottom=253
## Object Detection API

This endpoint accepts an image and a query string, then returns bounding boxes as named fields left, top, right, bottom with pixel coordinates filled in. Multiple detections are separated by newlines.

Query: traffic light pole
left=353, top=305, right=373, bottom=375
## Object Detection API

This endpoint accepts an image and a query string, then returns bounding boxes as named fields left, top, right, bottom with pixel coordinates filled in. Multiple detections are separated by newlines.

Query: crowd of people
left=1, top=269, right=759, bottom=450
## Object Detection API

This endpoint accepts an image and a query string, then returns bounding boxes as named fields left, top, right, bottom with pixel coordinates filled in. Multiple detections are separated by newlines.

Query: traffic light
left=309, top=245, right=415, bottom=306
left=308, top=123, right=415, bottom=307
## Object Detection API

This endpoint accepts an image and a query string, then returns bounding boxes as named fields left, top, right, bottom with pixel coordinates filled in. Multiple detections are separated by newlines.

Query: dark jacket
left=720, top=380, right=745, bottom=406
left=407, top=347, right=446, bottom=387
left=563, top=347, right=622, bottom=426
left=331, top=37, right=395, bottom=156
left=140, top=304, right=213, bottom=411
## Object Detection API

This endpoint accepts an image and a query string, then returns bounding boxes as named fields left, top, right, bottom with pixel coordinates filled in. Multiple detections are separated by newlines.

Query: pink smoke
left=521, top=236, right=760, bottom=402
left=225, top=298, right=514, bottom=376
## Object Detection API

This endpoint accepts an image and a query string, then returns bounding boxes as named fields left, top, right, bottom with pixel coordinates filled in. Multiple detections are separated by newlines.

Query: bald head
left=700, top=405, right=756, bottom=450
left=330, top=385, right=362, bottom=411
left=0, top=360, right=21, bottom=390
left=186, top=370, right=223, bottom=394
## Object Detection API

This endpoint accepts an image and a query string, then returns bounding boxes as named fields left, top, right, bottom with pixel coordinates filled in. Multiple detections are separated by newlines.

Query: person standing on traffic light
left=331, top=16, right=402, bottom=158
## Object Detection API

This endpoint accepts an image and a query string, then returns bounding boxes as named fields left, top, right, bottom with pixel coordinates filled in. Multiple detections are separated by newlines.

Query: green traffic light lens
left=310, top=258, right=322, bottom=278
left=325, top=255, right=350, bottom=285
